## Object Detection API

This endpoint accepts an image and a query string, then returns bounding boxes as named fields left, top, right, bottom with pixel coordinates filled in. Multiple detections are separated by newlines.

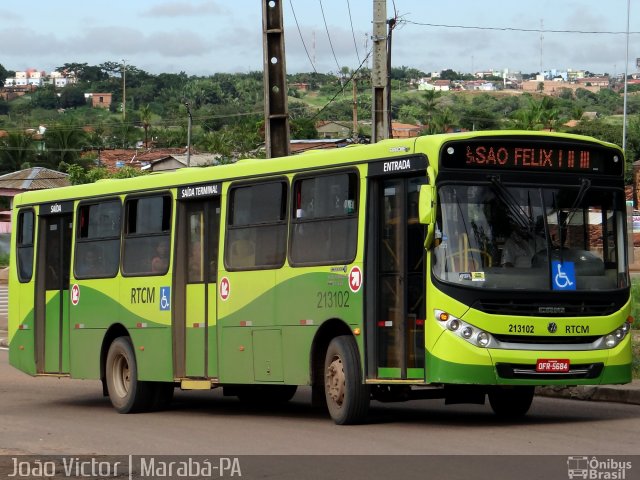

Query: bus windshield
left=432, top=182, right=628, bottom=291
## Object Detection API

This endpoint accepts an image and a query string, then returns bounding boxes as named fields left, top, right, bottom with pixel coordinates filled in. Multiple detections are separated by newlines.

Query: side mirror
left=418, top=184, right=435, bottom=225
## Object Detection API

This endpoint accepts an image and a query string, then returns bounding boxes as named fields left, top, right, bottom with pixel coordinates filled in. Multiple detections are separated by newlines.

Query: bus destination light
left=442, top=139, right=623, bottom=176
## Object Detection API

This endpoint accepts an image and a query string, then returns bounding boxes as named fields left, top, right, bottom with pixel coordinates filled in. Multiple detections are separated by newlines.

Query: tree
left=139, top=104, right=153, bottom=148
left=290, top=118, right=318, bottom=139
left=0, top=63, right=8, bottom=87
left=31, top=85, right=58, bottom=109
left=0, top=132, right=35, bottom=173
left=41, top=120, right=89, bottom=167
left=59, top=85, right=87, bottom=109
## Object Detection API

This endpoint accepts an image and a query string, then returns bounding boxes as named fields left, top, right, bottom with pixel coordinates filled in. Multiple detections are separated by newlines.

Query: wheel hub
left=326, top=357, right=345, bottom=406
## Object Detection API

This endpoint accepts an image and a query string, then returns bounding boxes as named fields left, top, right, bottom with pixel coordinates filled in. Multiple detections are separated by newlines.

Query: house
left=391, top=122, right=421, bottom=139
left=290, top=139, right=349, bottom=153
left=141, top=153, right=220, bottom=172
left=86, top=93, right=113, bottom=109
left=0, top=167, right=71, bottom=234
left=94, top=148, right=188, bottom=172
left=316, top=121, right=352, bottom=139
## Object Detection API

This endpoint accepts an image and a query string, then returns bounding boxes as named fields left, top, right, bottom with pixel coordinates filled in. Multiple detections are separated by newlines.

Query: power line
left=309, top=50, right=372, bottom=123
left=346, top=0, right=361, bottom=65
left=318, top=0, right=343, bottom=74
left=405, top=20, right=640, bottom=35
left=289, top=0, right=318, bottom=74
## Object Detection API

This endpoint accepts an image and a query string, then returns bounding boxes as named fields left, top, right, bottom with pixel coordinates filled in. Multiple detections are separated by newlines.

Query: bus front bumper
left=425, top=330, right=632, bottom=386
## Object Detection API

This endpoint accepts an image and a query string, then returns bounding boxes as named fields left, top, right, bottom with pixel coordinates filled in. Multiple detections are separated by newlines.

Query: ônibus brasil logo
left=567, top=456, right=632, bottom=479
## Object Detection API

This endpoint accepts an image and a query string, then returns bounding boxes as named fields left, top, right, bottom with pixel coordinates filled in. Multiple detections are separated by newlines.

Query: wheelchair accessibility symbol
left=552, top=261, right=576, bottom=291
left=160, top=286, right=171, bottom=310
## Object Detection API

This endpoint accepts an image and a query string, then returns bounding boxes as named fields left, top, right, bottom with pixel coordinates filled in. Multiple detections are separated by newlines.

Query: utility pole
left=371, top=0, right=389, bottom=143
left=262, top=0, right=290, bottom=158
left=352, top=75, right=358, bottom=141
left=185, top=102, right=192, bottom=167
left=122, top=59, right=127, bottom=121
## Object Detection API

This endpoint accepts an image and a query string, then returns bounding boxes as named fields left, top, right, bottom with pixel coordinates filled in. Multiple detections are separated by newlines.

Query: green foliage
left=59, top=85, right=88, bottom=109
left=31, top=85, right=58, bottom=109
left=61, top=162, right=145, bottom=185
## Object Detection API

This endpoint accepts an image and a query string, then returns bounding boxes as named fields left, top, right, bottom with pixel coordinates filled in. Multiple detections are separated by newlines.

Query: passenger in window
left=151, top=239, right=170, bottom=273
left=501, top=229, right=546, bottom=268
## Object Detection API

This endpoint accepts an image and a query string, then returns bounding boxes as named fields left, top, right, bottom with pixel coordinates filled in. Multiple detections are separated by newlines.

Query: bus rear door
left=366, top=160, right=427, bottom=381
left=35, top=202, right=73, bottom=374
left=174, top=184, right=221, bottom=379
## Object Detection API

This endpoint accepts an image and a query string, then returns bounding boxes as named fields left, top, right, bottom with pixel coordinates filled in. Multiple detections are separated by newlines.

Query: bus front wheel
left=488, top=386, right=535, bottom=418
left=105, top=336, right=154, bottom=413
left=324, top=335, right=369, bottom=425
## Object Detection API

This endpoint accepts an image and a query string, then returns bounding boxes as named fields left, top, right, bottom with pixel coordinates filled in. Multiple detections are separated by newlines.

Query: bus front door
left=174, top=197, right=220, bottom=379
left=366, top=176, right=426, bottom=380
left=35, top=210, right=73, bottom=374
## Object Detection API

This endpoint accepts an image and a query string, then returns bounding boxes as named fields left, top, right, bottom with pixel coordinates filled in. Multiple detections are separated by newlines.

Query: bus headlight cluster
left=603, top=321, right=631, bottom=349
left=434, top=310, right=494, bottom=348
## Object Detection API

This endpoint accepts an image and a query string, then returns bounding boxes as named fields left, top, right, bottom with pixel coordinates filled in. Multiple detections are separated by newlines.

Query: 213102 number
left=317, top=291, right=350, bottom=309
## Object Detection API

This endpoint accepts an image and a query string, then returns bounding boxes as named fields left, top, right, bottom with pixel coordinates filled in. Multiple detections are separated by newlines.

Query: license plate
left=536, top=359, right=570, bottom=372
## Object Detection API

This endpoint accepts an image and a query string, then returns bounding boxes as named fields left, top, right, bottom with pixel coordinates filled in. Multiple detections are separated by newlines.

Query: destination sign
left=40, top=201, right=73, bottom=216
left=368, top=155, right=428, bottom=177
left=441, top=139, right=623, bottom=176
left=178, top=182, right=221, bottom=200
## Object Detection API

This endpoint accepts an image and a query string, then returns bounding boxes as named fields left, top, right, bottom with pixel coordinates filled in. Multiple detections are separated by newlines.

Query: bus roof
left=13, top=130, right=622, bottom=208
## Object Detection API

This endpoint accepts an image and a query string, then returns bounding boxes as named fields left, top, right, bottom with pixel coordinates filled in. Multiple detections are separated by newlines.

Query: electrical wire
left=318, top=0, right=343, bottom=75
left=346, top=0, right=361, bottom=65
left=309, top=50, right=372, bottom=123
left=289, top=0, right=318, bottom=74
left=405, top=20, right=640, bottom=35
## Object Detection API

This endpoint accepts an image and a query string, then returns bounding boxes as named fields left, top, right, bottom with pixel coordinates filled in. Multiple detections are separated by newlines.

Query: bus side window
left=16, top=209, right=35, bottom=282
left=290, top=172, right=358, bottom=266
left=225, top=181, right=287, bottom=270
left=122, top=195, right=172, bottom=276
left=75, top=200, right=122, bottom=279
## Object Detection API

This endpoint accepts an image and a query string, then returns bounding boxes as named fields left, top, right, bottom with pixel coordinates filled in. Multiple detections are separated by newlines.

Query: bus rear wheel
left=324, top=335, right=369, bottom=425
left=105, top=336, right=154, bottom=413
left=488, top=386, right=535, bottom=418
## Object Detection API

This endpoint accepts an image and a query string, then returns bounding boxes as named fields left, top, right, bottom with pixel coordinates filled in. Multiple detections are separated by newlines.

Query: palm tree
left=42, top=120, right=88, bottom=168
left=139, top=104, right=152, bottom=148
left=0, top=132, right=35, bottom=173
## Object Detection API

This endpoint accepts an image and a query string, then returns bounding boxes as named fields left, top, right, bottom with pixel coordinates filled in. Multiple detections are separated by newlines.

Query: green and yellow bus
left=8, top=130, right=633, bottom=424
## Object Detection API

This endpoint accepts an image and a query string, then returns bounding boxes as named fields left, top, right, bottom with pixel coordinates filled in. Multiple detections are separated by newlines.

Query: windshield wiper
left=489, top=175, right=533, bottom=234
left=563, top=178, right=591, bottom=228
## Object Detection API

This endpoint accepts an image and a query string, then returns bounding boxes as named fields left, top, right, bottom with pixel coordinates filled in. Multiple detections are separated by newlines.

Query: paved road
left=1, top=350, right=638, bottom=457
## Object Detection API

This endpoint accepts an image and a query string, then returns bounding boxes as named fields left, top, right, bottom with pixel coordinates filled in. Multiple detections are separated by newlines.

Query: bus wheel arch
left=310, top=319, right=352, bottom=409
left=100, top=323, right=130, bottom=394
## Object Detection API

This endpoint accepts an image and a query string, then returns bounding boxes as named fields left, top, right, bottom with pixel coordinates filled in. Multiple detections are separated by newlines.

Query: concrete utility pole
left=185, top=102, right=193, bottom=167
left=262, top=0, right=290, bottom=158
left=122, top=59, right=127, bottom=121
left=371, top=0, right=389, bottom=143
left=352, top=75, right=358, bottom=141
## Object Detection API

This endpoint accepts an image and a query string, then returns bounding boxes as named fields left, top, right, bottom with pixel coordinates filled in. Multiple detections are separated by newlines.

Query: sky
left=1, top=0, right=639, bottom=77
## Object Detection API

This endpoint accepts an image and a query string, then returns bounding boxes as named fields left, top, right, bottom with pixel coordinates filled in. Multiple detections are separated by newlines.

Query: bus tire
left=488, top=386, right=534, bottom=418
left=105, top=336, right=153, bottom=413
left=324, top=335, right=369, bottom=425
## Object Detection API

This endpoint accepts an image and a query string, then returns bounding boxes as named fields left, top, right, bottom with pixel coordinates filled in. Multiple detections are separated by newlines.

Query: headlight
left=434, top=310, right=493, bottom=348
left=601, top=321, right=631, bottom=349
left=477, top=331, right=491, bottom=347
